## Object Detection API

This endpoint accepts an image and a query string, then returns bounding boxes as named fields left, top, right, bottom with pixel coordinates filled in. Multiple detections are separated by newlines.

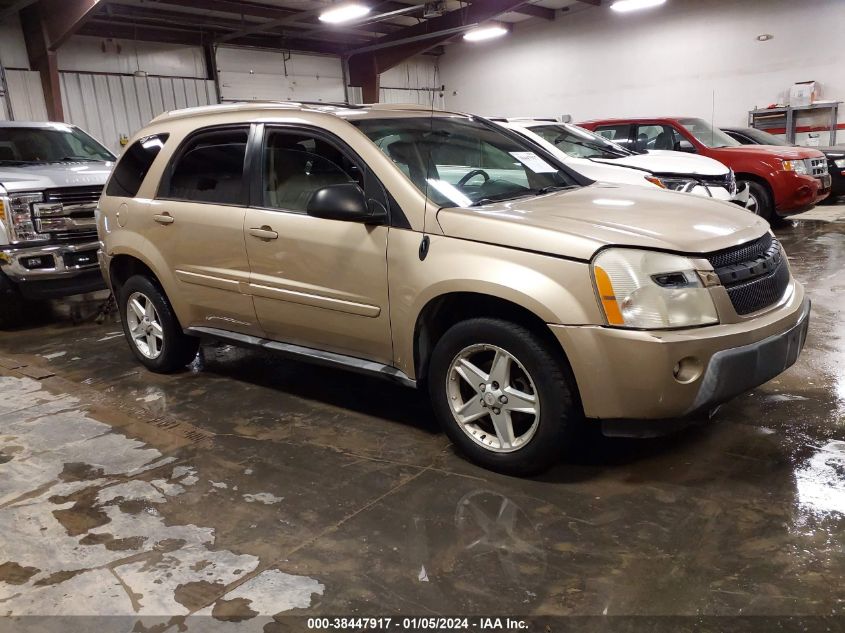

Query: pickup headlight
left=833, top=158, right=845, bottom=169
left=782, top=159, right=808, bottom=175
left=0, top=194, right=50, bottom=243
left=592, top=248, right=719, bottom=329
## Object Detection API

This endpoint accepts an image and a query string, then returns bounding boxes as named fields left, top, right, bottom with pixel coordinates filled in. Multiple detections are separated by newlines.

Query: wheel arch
left=412, top=291, right=574, bottom=390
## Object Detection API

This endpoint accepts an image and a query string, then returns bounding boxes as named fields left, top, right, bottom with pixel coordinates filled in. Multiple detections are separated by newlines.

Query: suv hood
left=591, top=150, right=729, bottom=176
left=0, top=161, right=113, bottom=194
left=436, top=183, right=769, bottom=261
left=713, top=145, right=826, bottom=160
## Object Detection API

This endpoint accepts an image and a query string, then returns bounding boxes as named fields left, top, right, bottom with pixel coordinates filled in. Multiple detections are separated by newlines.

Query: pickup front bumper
left=0, top=241, right=106, bottom=299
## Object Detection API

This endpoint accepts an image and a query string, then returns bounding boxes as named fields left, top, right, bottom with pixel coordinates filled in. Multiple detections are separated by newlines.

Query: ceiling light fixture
left=610, top=0, right=667, bottom=13
left=463, top=25, right=508, bottom=42
left=319, top=3, right=371, bottom=24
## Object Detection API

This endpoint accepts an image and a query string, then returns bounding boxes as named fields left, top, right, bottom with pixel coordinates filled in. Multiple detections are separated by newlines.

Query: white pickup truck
left=0, top=122, right=114, bottom=327
left=497, top=118, right=749, bottom=206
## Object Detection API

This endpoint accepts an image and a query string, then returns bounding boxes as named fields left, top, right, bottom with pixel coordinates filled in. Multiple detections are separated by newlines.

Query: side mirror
left=306, top=183, right=385, bottom=224
left=676, top=139, right=696, bottom=153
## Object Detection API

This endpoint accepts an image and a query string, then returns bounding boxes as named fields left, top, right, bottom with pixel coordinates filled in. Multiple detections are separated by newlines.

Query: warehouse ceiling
left=0, top=0, right=601, bottom=58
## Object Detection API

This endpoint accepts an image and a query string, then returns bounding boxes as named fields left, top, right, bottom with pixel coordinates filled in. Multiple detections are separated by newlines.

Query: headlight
left=644, top=176, right=665, bottom=188
left=659, top=177, right=699, bottom=193
left=834, top=158, right=845, bottom=169
left=1, top=193, right=50, bottom=243
left=782, top=159, right=808, bottom=175
left=592, top=248, right=719, bottom=329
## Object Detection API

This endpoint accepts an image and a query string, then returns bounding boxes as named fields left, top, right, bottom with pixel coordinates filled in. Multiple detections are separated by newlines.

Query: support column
left=20, top=2, right=63, bottom=121
left=347, top=53, right=380, bottom=104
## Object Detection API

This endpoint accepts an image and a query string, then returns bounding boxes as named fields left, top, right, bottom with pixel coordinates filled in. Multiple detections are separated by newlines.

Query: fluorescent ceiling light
left=319, top=3, right=370, bottom=23
left=610, top=0, right=667, bottom=12
left=463, top=25, right=508, bottom=42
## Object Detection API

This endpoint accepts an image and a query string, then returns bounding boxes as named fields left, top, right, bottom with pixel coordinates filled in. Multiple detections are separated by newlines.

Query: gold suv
left=97, top=103, right=810, bottom=474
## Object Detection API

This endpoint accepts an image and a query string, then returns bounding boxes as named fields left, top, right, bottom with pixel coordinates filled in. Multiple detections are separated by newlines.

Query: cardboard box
left=789, top=81, right=819, bottom=106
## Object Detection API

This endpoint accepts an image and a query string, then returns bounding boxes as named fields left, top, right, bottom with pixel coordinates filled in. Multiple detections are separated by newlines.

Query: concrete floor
left=1, top=204, right=844, bottom=631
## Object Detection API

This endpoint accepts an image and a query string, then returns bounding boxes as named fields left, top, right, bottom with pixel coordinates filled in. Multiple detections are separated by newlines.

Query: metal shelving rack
left=748, top=102, right=841, bottom=145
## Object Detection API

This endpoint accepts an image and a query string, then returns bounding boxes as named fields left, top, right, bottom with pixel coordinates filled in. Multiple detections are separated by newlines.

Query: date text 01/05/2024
left=306, top=617, right=529, bottom=630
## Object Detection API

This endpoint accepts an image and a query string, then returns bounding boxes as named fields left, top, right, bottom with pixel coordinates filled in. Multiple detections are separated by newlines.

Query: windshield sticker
left=509, top=151, right=557, bottom=173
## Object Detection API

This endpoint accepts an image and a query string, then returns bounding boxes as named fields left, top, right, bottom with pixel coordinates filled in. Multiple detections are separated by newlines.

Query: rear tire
left=741, top=180, right=774, bottom=222
left=428, top=317, right=581, bottom=476
left=118, top=275, right=198, bottom=373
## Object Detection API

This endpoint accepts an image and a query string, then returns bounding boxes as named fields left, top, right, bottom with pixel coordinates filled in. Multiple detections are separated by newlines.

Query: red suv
left=579, top=117, right=831, bottom=221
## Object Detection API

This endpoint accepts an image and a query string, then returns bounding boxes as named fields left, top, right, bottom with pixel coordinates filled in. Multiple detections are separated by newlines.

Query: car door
left=152, top=124, right=261, bottom=336
left=242, top=124, right=393, bottom=364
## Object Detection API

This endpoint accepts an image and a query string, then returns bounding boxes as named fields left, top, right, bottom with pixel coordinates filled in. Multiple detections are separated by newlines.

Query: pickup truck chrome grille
left=32, top=186, right=103, bottom=240
left=706, top=233, right=791, bottom=315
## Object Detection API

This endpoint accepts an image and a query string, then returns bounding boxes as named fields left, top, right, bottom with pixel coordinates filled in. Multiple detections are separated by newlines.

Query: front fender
left=388, top=230, right=601, bottom=377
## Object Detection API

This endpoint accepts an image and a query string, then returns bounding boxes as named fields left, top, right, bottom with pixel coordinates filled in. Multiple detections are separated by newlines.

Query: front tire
left=741, top=180, right=774, bottom=221
left=428, top=318, right=581, bottom=476
left=118, top=275, right=199, bottom=373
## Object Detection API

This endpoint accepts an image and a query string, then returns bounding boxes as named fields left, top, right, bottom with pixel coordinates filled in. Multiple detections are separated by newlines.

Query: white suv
left=498, top=118, right=748, bottom=206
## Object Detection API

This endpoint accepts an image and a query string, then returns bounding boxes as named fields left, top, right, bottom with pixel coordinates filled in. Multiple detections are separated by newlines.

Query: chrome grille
left=706, top=234, right=790, bottom=315
left=806, top=157, right=828, bottom=178
left=43, top=186, right=103, bottom=206
left=34, top=186, right=102, bottom=240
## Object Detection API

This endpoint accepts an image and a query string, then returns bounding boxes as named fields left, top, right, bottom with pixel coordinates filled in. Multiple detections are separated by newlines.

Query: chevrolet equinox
left=97, top=103, right=810, bottom=475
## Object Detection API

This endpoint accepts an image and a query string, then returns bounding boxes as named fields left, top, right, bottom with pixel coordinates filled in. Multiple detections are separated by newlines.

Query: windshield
left=353, top=116, right=577, bottom=207
left=738, top=128, right=791, bottom=146
left=530, top=123, right=633, bottom=159
left=0, top=125, right=114, bottom=164
left=678, top=118, right=741, bottom=148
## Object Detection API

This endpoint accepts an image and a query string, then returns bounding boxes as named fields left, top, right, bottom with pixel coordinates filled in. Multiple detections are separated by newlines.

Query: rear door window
left=106, top=134, right=169, bottom=198
left=159, top=127, right=248, bottom=205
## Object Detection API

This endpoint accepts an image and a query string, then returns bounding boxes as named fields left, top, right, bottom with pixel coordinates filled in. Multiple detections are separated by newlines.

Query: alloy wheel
left=746, top=192, right=760, bottom=215
left=446, top=344, right=540, bottom=453
left=126, top=291, right=164, bottom=359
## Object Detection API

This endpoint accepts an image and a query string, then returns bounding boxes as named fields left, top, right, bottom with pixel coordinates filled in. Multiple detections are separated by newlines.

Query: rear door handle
left=153, top=213, right=174, bottom=225
left=249, top=226, right=279, bottom=241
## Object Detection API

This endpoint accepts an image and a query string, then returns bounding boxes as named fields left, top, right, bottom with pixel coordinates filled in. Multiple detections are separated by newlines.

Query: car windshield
left=529, top=123, right=633, bottom=159
left=0, top=125, right=114, bottom=164
left=678, top=118, right=741, bottom=148
left=353, top=116, right=577, bottom=207
left=737, top=128, right=791, bottom=146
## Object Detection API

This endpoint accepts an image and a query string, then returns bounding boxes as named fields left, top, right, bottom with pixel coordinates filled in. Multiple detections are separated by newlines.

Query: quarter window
left=262, top=130, right=361, bottom=212
left=106, top=134, right=169, bottom=198
left=161, top=127, right=248, bottom=205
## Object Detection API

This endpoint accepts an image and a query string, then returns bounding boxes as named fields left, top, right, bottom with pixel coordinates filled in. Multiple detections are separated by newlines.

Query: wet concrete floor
left=0, top=205, right=844, bottom=630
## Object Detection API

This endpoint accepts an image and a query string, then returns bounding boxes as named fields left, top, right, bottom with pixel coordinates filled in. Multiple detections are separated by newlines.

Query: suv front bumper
left=0, top=241, right=106, bottom=298
left=550, top=283, right=809, bottom=424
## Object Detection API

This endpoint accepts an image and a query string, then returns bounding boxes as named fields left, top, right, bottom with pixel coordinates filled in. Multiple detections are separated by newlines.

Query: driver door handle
left=153, top=213, right=174, bottom=225
left=249, top=226, right=279, bottom=241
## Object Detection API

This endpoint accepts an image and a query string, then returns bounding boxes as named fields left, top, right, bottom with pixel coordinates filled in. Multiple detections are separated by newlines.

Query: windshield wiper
left=57, top=156, right=102, bottom=162
left=560, top=138, right=629, bottom=158
left=535, top=184, right=576, bottom=195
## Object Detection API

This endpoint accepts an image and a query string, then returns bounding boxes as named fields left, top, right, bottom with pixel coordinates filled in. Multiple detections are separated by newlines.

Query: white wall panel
left=216, top=46, right=345, bottom=103
left=4, top=70, right=49, bottom=121
left=379, top=59, right=443, bottom=108
left=0, top=14, right=30, bottom=70
left=60, top=72, right=218, bottom=152
left=58, top=36, right=206, bottom=78
left=440, top=0, right=845, bottom=142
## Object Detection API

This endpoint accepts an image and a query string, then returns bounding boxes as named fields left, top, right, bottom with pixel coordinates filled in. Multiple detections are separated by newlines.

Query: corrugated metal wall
left=59, top=72, right=218, bottom=153
left=216, top=46, right=345, bottom=103
left=2, top=69, right=49, bottom=121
